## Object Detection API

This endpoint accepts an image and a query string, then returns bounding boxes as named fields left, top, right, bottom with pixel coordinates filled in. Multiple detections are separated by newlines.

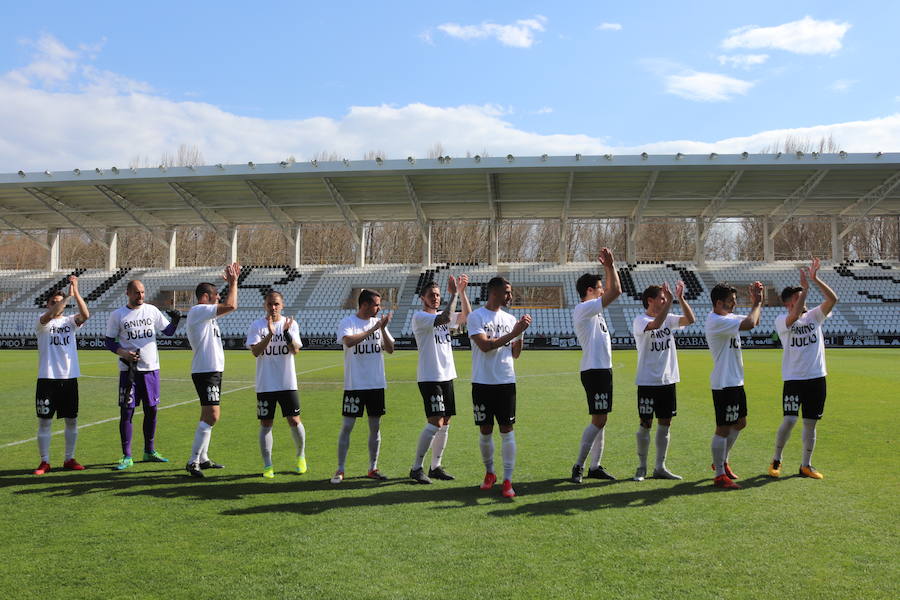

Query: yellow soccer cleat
left=295, top=456, right=308, bottom=475
left=262, top=466, right=275, bottom=479
left=799, top=465, right=824, bottom=479
left=768, top=460, right=782, bottom=478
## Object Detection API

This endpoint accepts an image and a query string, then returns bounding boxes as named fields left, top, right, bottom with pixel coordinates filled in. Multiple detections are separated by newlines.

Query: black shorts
left=192, top=372, right=222, bottom=406
left=712, top=386, right=748, bottom=426
left=782, top=377, right=827, bottom=420
left=472, top=383, right=516, bottom=427
left=256, top=390, right=300, bottom=420
left=418, top=381, right=456, bottom=418
left=35, top=378, right=79, bottom=419
left=342, top=389, right=386, bottom=418
left=636, top=384, right=677, bottom=421
left=581, top=369, right=613, bottom=415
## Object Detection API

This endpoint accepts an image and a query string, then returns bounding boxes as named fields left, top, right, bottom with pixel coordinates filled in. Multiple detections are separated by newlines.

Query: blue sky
left=2, top=1, right=899, bottom=171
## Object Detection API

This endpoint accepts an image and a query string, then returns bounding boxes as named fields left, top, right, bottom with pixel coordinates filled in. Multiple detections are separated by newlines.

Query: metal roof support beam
left=831, top=216, right=844, bottom=262
left=94, top=185, right=171, bottom=246
left=699, top=170, right=744, bottom=243
left=403, top=176, right=429, bottom=244
left=0, top=210, right=50, bottom=249
left=291, top=225, right=302, bottom=268
left=487, top=174, right=499, bottom=264
left=23, top=187, right=108, bottom=248
left=629, top=171, right=659, bottom=241
left=106, top=229, right=118, bottom=270
left=322, top=177, right=361, bottom=246
left=838, top=170, right=900, bottom=238
left=245, top=180, right=294, bottom=243
left=559, top=172, right=575, bottom=264
left=168, top=182, right=231, bottom=245
left=768, top=169, right=829, bottom=239
left=48, top=228, right=60, bottom=271
left=167, top=228, right=177, bottom=270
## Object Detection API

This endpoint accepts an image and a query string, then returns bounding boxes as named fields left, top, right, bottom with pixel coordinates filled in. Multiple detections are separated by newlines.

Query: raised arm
left=599, top=248, right=621, bottom=307
left=785, top=268, right=810, bottom=327
left=434, top=275, right=460, bottom=327
left=470, top=315, right=531, bottom=352
left=740, top=281, right=764, bottom=331
left=643, top=283, right=673, bottom=331
left=808, top=257, right=838, bottom=316
left=39, top=288, right=69, bottom=325
left=457, top=274, right=471, bottom=325
left=674, top=280, right=696, bottom=327
left=218, top=262, right=240, bottom=316
left=380, top=312, right=395, bottom=354
left=251, top=315, right=276, bottom=357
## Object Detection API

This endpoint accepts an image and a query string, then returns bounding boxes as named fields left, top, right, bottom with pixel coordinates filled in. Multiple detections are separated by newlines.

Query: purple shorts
left=118, top=369, right=161, bottom=408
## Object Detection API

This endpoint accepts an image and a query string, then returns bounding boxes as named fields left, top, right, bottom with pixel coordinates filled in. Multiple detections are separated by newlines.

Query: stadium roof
left=1, top=153, right=899, bottom=241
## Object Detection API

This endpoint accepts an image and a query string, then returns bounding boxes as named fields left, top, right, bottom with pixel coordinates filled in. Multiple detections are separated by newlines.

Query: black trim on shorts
left=636, top=383, right=677, bottom=421
left=192, top=372, right=223, bottom=406
left=580, top=368, right=613, bottom=415
left=342, top=388, right=386, bottom=418
left=256, top=390, right=301, bottom=420
left=471, top=382, right=516, bottom=427
left=35, top=378, right=79, bottom=419
left=712, top=386, right=748, bottom=426
left=418, top=381, right=456, bottom=418
left=782, top=376, right=827, bottom=420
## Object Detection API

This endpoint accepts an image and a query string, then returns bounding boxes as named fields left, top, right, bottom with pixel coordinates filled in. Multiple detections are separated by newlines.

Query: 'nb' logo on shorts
left=430, top=394, right=445, bottom=413
left=593, top=393, right=609, bottom=411
left=473, top=403, right=487, bottom=421
left=256, top=400, right=268, bottom=417
left=638, top=397, right=654, bottom=415
left=726, top=404, right=740, bottom=422
left=783, top=394, right=800, bottom=412
left=36, top=398, right=51, bottom=416
left=343, top=396, right=361, bottom=414
left=207, top=385, right=220, bottom=403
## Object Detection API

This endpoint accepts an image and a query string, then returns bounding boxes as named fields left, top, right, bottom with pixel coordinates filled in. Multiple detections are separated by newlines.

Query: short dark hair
left=710, top=283, right=737, bottom=305
left=641, top=285, right=662, bottom=309
left=781, top=286, right=802, bottom=303
left=49, top=289, right=65, bottom=301
left=265, top=289, right=284, bottom=302
left=486, top=277, right=510, bottom=292
left=126, top=280, right=142, bottom=292
left=195, top=282, right=217, bottom=301
left=419, top=281, right=439, bottom=297
left=358, top=289, right=381, bottom=307
left=576, top=273, right=602, bottom=300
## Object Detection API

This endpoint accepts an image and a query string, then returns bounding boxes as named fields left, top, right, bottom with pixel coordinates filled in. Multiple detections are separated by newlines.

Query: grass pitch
left=1, top=348, right=898, bottom=599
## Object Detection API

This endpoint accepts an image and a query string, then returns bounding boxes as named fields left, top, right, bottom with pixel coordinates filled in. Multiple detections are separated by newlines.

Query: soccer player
left=408, top=274, right=472, bottom=484
left=468, top=277, right=531, bottom=498
left=246, top=290, right=304, bottom=479
left=33, top=276, right=90, bottom=475
left=184, top=262, right=240, bottom=478
left=105, top=280, right=180, bottom=470
left=331, top=289, right=394, bottom=484
left=704, top=281, right=764, bottom=490
left=570, top=247, right=622, bottom=484
left=631, top=281, right=695, bottom=481
left=769, top=258, right=837, bottom=479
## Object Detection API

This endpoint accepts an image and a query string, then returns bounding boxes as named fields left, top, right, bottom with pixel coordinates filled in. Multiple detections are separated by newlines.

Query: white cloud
left=717, top=54, right=769, bottom=69
left=828, top=79, right=856, bottom=93
left=665, top=71, right=754, bottom=102
left=722, top=16, right=851, bottom=55
left=437, top=15, right=547, bottom=48
left=533, top=107, right=553, bottom=115
left=597, top=23, right=622, bottom=31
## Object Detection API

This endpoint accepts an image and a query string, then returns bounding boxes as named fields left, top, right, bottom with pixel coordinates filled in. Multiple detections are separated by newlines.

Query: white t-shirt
left=704, top=311, right=745, bottom=389
left=775, top=306, right=829, bottom=381
left=36, top=314, right=82, bottom=379
left=246, top=317, right=301, bottom=393
left=632, top=313, right=684, bottom=386
left=105, top=304, right=170, bottom=372
left=573, top=298, right=612, bottom=371
left=187, top=304, right=224, bottom=374
left=468, top=307, right=519, bottom=385
left=338, top=315, right=387, bottom=390
left=412, top=310, right=459, bottom=382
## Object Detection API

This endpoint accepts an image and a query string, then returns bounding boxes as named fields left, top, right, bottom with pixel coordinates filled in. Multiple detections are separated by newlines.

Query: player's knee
left=658, top=418, right=672, bottom=427
left=734, top=418, right=747, bottom=430
left=639, top=419, right=652, bottom=429
left=479, top=424, right=494, bottom=435
left=592, top=414, right=607, bottom=428
left=498, top=424, right=514, bottom=434
left=260, top=419, right=274, bottom=428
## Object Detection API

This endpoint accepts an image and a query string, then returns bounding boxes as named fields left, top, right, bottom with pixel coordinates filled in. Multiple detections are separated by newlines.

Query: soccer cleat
left=587, top=465, right=617, bottom=480
left=428, top=466, right=455, bottom=480
left=186, top=462, right=205, bottom=478
left=143, top=450, right=169, bottom=463
left=366, top=469, right=388, bottom=481
left=723, top=462, right=739, bottom=480
left=409, top=468, right=432, bottom=484
left=713, top=474, right=741, bottom=489
left=799, top=465, right=824, bottom=479
left=501, top=479, right=516, bottom=498
left=262, top=466, right=275, bottom=479
left=633, top=466, right=646, bottom=481
left=653, top=466, right=683, bottom=480
left=768, top=460, right=782, bottom=478
left=295, top=456, right=308, bottom=474
left=63, top=459, right=85, bottom=471
left=480, top=472, right=497, bottom=490
left=571, top=464, right=584, bottom=484
left=199, top=460, right=224, bottom=470
left=115, top=455, right=133, bottom=471
left=330, top=470, right=344, bottom=484
left=33, top=461, right=51, bottom=475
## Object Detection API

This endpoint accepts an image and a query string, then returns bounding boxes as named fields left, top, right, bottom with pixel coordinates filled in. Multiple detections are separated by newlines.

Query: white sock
left=636, top=426, right=651, bottom=470
left=37, top=418, right=52, bottom=463
left=291, top=421, right=306, bottom=458
left=479, top=433, right=495, bottom=473
left=725, top=428, right=740, bottom=462
left=367, top=417, right=382, bottom=471
left=259, top=425, right=273, bottom=468
left=190, top=421, right=212, bottom=464
left=773, top=415, right=798, bottom=462
left=64, top=417, right=78, bottom=461
left=337, top=417, right=355, bottom=472
left=413, top=423, right=439, bottom=470
left=500, top=431, right=516, bottom=481
left=589, top=426, right=606, bottom=469
left=801, top=418, right=817, bottom=466
left=576, top=423, right=601, bottom=468
left=430, top=424, right=450, bottom=469
left=711, top=434, right=728, bottom=476
left=655, top=425, right=671, bottom=470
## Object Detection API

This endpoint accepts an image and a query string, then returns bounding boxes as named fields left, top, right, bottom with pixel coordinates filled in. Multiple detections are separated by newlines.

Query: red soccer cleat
left=713, top=474, right=741, bottom=489
left=63, top=458, right=85, bottom=471
left=711, top=462, right=739, bottom=480
left=501, top=479, right=516, bottom=498
left=33, top=461, right=51, bottom=475
left=480, top=472, right=497, bottom=490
